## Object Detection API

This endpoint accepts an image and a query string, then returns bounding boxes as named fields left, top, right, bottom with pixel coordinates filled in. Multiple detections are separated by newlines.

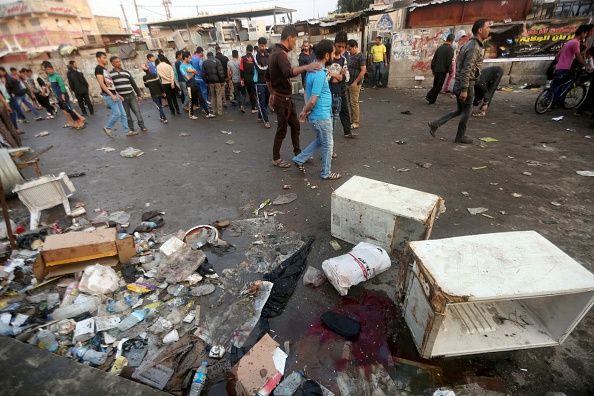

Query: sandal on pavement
left=322, top=172, right=342, bottom=180
left=271, top=159, right=291, bottom=168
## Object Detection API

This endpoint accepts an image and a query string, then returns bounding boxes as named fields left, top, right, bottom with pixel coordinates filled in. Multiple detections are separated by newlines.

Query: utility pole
left=133, top=0, right=143, bottom=37
left=120, top=2, right=131, bottom=33
left=162, top=0, right=172, bottom=20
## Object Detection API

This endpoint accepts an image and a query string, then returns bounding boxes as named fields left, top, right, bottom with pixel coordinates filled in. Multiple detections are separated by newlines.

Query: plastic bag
left=78, top=264, right=120, bottom=295
left=119, top=147, right=144, bottom=158
left=322, top=242, right=391, bottom=296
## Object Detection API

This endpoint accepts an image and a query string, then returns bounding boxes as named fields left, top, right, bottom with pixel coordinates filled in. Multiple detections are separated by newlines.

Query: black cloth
left=426, top=72, right=447, bottom=104
left=94, top=65, right=116, bottom=95
left=75, top=93, right=94, bottom=115
left=5, top=76, right=26, bottom=96
left=66, top=67, right=89, bottom=94
left=215, top=52, right=229, bottom=74
left=261, top=237, right=314, bottom=318
left=202, top=57, right=226, bottom=84
left=474, top=66, right=503, bottom=105
left=174, top=60, right=184, bottom=82
left=298, top=50, right=314, bottom=86
left=347, top=52, right=365, bottom=85
left=254, top=50, right=269, bottom=84
left=321, top=311, right=361, bottom=339
left=240, top=54, right=256, bottom=84
left=35, top=93, right=55, bottom=115
left=162, top=84, right=180, bottom=114
left=143, top=73, right=163, bottom=97
left=431, top=43, right=455, bottom=74
left=266, top=44, right=294, bottom=96
left=328, top=55, right=348, bottom=95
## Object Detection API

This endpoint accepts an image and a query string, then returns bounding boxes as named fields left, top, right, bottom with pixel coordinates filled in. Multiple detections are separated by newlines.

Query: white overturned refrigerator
left=402, top=231, right=594, bottom=358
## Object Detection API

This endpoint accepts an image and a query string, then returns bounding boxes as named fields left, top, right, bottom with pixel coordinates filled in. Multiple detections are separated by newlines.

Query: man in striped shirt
left=110, top=56, right=147, bottom=134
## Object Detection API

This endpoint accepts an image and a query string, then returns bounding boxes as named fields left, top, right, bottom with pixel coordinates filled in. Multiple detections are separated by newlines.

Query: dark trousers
left=273, top=97, right=300, bottom=161
left=162, top=84, right=180, bottom=114
left=187, top=85, right=209, bottom=116
left=35, top=93, right=55, bottom=115
left=75, top=92, right=94, bottom=115
left=256, top=83, right=269, bottom=122
left=426, top=72, right=447, bottom=104
left=432, top=86, right=474, bottom=141
left=151, top=97, right=166, bottom=120
left=9, top=98, right=26, bottom=120
left=57, top=94, right=80, bottom=122
left=233, top=82, right=247, bottom=107
left=245, top=82, right=257, bottom=110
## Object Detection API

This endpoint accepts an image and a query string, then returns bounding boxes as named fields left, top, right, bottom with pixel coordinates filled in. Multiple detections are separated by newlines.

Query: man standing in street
left=157, top=57, right=181, bottom=116
left=428, top=19, right=490, bottom=144
left=215, top=45, right=230, bottom=103
left=370, top=36, right=387, bottom=88
left=174, top=50, right=188, bottom=111
left=180, top=51, right=215, bottom=119
left=298, top=39, right=314, bottom=88
left=346, top=39, right=366, bottom=130
left=147, top=53, right=158, bottom=75
left=240, top=45, right=258, bottom=114
left=142, top=64, right=168, bottom=124
left=255, top=37, right=271, bottom=128
left=266, top=25, right=321, bottom=168
left=203, top=52, right=226, bottom=116
left=95, top=51, right=128, bottom=137
left=228, top=50, right=245, bottom=112
left=110, top=56, right=147, bottom=134
left=67, top=60, right=94, bottom=116
left=426, top=33, right=455, bottom=104
left=191, top=47, right=209, bottom=105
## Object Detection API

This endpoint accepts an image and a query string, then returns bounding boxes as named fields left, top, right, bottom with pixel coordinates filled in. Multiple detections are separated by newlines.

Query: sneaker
left=141, top=127, right=148, bottom=132
left=189, top=115, right=198, bottom=120
left=205, top=113, right=216, bottom=119
left=264, top=122, right=271, bottom=129
left=163, top=119, right=169, bottom=124
left=126, top=130, right=139, bottom=136
left=251, top=109, right=258, bottom=114
left=103, top=127, right=114, bottom=138
left=34, top=116, right=44, bottom=121
left=427, top=122, right=438, bottom=137
left=455, top=136, right=473, bottom=144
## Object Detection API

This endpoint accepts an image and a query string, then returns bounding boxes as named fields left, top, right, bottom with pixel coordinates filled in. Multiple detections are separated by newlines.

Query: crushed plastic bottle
left=50, top=298, right=98, bottom=321
left=71, top=346, right=108, bottom=366
left=117, top=309, right=148, bottom=331
left=60, top=280, right=79, bottom=307
left=37, top=330, right=59, bottom=352
left=189, top=361, right=208, bottom=396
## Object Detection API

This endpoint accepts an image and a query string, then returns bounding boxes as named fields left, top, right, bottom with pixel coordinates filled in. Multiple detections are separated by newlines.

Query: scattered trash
left=400, top=110, right=412, bottom=115
left=416, top=162, right=432, bottom=168
left=467, top=207, right=489, bottom=215
left=282, top=184, right=291, bottom=190
left=396, top=168, right=410, bottom=172
left=472, top=166, right=487, bottom=170
left=479, top=137, right=498, bottom=143
left=179, top=133, right=190, bottom=137
left=225, top=140, right=235, bottom=145
left=586, top=135, right=592, bottom=139
left=551, top=201, right=562, bottom=207
left=481, top=213, right=495, bottom=219
left=566, top=128, right=576, bottom=132
left=303, top=266, right=326, bottom=287
left=522, top=171, right=532, bottom=176
left=78, top=264, right=120, bottom=295
left=254, top=199, right=271, bottom=215
left=329, top=240, right=341, bottom=251
left=67, top=171, right=86, bottom=178
left=119, top=147, right=144, bottom=158
left=490, top=182, right=499, bottom=186
left=394, top=140, right=407, bottom=145
left=310, top=185, right=318, bottom=189
left=551, top=116, right=564, bottom=121
left=499, top=210, right=506, bottom=215
left=576, top=171, right=594, bottom=177
left=461, top=191, right=470, bottom=197
left=35, top=131, right=50, bottom=137
left=233, top=150, right=241, bottom=154
left=322, top=242, right=391, bottom=296
left=221, top=130, right=233, bottom=134
left=363, top=164, right=371, bottom=168
left=272, top=193, right=297, bottom=205
left=433, top=390, right=456, bottom=396
left=512, top=192, right=523, bottom=198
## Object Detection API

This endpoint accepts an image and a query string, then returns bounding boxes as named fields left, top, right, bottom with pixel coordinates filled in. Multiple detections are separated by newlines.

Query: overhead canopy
left=146, top=6, right=297, bottom=28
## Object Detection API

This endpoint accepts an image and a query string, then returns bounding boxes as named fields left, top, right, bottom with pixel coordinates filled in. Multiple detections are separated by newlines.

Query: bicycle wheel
left=535, top=88, right=554, bottom=114
left=562, top=85, right=587, bottom=109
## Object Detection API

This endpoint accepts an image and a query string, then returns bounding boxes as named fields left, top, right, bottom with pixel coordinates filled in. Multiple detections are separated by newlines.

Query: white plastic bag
left=78, top=264, right=120, bottom=295
left=322, top=242, right=391, bottom=296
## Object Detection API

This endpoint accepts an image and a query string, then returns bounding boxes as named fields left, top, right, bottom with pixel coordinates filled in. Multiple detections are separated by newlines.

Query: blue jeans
left=293, top=118, right=333, bottom=179
left=178, top=80, right=188, bottom=107
left=256, top=83, right=269, bottom=122
left=152, top=97, right=167, bottom=120
left=373, top=62, right=385, bottom=86
left=331, top=94, right=342, bottom=134
left=103, top=95, right=128, bottom=131
left=15, top=95, right=42, bottom=118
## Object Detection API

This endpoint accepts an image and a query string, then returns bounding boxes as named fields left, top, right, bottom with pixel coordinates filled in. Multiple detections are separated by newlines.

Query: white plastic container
left=331, top=176, right=445, bottom=252
left=12, top=172, right=76, bottom=229
left=402, top=231, right=594, bottom=358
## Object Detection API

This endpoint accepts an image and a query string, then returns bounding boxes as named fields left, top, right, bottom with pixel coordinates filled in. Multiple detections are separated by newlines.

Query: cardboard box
left=232, top=334, right=287, bottom=396
left=34, top=229, right=136, bottom=281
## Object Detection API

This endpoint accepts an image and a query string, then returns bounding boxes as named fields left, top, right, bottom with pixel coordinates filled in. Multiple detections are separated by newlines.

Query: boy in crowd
left=228, top=50, right=246, bottom=112
left=95, top=51, right=128, bottom=137
left=254, top=37, right=271, bottom=128
left=240, top=45, right=258, bottom=113
left=346, top=39, right=366, bottom=129
left=45, top=63, right=86, bottom=130
left=180, top=52, right=215, bottom=119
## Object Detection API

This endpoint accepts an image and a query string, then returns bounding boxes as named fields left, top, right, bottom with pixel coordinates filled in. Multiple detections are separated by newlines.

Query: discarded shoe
left=321, top=311, right=361, bottom=339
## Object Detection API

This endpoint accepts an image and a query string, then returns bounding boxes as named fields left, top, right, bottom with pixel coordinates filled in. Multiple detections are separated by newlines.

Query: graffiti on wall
left=392, top=28, right=452, bottom=71
left=0, top=30, right=83, bottom=51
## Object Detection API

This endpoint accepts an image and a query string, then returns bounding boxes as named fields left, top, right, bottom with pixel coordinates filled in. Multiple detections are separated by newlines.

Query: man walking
left=255, top=37, right=271, bottom=128
left=228, top=50, right=245, bottom=112
left=95, top=51, right=128, bottom=137
left=266, top=25, right=321, bottom=168
left=182, top=52, right=215, bottom=119
left=428, top=19, right=490, bottom=144
left=203, top=52, right=226, bottom=116
left=346, top=39, right=366, bottom=130
left=157, top=57, right=180, bottom=116
left=67, top=60, right=94, bottom=115
left=370, top=36, right=387, bottom=88
left=45, top=63, right=86, bottom=130
left=142, top=64, right=168, bottom=124
left=240, top=45, right=258, bottom=114
left=10, top=69, right=44, bottom=121
left=174, top=50, right=188, bottom=110
left=110, top=56, right=147, bottom=134
left=23, top=68, right=55, bottom=118
left=328, top=32, right=353, bottom=138
left=426, top=33, right=455, bottom=104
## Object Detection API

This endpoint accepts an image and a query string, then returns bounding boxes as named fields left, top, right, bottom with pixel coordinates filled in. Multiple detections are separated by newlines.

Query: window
left=0, top=23, right=10, bottom=35
left=30, top=18, right=40, bottom=27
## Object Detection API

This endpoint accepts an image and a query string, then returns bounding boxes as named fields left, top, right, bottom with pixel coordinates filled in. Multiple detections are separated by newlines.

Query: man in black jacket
left=426, top=34, right=455, bottom=104
left=473, top=66, right=503, bottom=117
left=215, top=45, right=230, bottom=102
left=255, top=37, right=271, bottom=128
left=67, top=61, right=94, bottom=115
left=240, top=45, right=258, bottom=113
left=203, top=52, right=226, bottom=116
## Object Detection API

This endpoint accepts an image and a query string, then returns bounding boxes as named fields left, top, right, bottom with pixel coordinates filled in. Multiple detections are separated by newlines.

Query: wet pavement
left=6, top=86, right=594, bottom=395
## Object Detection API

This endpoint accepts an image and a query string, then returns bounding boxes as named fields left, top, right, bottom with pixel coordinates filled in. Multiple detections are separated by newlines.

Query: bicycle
left=534, top=70, right=590, bottom=114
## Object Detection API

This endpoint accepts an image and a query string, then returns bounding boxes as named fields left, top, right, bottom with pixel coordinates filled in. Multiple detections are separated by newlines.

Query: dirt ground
left=9, top=85, right=594, bottom=395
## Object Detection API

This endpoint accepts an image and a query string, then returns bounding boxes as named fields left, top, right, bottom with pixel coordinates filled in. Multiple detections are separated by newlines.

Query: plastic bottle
left=189, top=361, right=208, bottom=396
left=71, top=346, right=108, bottom=366
left=60, top=281, right=79, bottom=307
left=117, top=309, right=147, bottom=331
left=37, top=330, right=59, bottom=352
left=50, top=298, right=98, bottom=321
